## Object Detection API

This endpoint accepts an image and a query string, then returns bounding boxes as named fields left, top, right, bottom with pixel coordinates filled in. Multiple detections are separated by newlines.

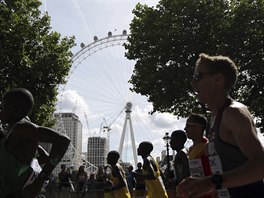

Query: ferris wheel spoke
left=58, top=33, right=178, bottom=169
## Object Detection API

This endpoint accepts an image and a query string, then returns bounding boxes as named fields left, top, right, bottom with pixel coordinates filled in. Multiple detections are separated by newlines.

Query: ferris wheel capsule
left=93, top=36, right=98, bottom=41
left=122, top=30, right=127, bottom=35
left=80, top=42, right=85, bottom=48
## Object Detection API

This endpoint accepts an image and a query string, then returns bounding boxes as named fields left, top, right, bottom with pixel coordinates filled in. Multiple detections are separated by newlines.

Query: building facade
left=87, top=136, right=108, bottom=168
left=52, top=112, right=83, bottom=176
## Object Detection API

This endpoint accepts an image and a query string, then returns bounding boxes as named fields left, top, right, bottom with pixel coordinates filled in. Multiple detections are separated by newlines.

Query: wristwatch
left=211, top=173, right=223, bottom=189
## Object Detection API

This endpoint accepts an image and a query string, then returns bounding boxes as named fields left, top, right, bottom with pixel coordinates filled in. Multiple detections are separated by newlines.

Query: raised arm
left=37, top=145, right=49, bottom=165
left=35, top=125, right=71, bottom=176
left=16, top=123, right=70, bottom=198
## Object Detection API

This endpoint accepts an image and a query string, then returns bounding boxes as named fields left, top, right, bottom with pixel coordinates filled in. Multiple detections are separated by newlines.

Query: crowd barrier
left=41, top=182, right=176, bottom=198
left=42, top=189, right=176, bottom=198
left=42, top=189, right=145, bottom=198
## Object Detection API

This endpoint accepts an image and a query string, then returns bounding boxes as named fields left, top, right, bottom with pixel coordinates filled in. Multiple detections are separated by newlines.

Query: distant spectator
left=126, top=165, right=136, bottom=196
left=70, top=165, right=78, bottom=182
left=134, top=162, right=146, bottom=198
left=95, top=166, right=106, bottom=198
left=46, top=173, right=57, bottom=197
left=58, top=164, right=72, bottom=191
left=104, top=165, right=114, bottom=198
left=76, top=165, right=88, bottom=197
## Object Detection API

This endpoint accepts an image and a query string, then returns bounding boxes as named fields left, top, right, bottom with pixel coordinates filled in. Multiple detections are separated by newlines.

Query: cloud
left=150, top=112, right=185, bottom=129
left=57, top=89, right=90, bottom=115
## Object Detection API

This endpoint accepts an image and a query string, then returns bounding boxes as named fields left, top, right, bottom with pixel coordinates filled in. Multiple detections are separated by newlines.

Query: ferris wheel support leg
left=119, top=114, right=128, bottom=157
left=128, top=114, right=138, bottom=165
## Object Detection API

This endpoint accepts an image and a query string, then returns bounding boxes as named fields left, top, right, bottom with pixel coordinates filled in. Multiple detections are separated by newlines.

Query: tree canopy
left=125, top=0, right=264, bottom=132
left=0, top=0, right=75, bottom=126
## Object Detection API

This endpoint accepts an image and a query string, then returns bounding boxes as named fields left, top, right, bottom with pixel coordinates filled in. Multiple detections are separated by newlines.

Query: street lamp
left=163, top=132, right=171, bottom=177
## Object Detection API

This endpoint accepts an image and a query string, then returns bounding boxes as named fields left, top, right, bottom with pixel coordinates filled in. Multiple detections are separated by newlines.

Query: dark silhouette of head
left=138, top=141, right=153, bottom=156
left=107, top=150, right=120, bottom=165
left=170, top=130, right=187, bottom=151
left=2, top=88, right=34, bottom=123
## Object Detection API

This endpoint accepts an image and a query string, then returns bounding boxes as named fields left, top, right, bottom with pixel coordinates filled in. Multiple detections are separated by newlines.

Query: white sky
left=39, top=0, right=187, bottom=167
left=39, top=0, right=264, bottom=167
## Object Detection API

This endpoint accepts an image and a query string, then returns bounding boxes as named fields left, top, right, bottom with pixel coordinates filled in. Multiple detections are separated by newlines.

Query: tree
left=125, top=0, right=264, bottom=132
left=0, top=0, right=75, bottom=126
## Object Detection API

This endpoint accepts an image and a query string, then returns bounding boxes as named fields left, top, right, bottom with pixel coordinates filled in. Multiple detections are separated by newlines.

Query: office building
left=52, top=112, right=83, bottom=175
left=87, top=136, right=108, bottom=168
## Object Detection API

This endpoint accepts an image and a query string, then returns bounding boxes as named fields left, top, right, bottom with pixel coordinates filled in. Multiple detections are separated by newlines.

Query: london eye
left=57, top=31, right=183, bottom=171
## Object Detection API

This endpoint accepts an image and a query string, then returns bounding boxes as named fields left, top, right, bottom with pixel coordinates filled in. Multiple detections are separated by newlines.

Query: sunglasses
left=192, top=72, right=215, bottom=81
left=185, top=123, right=203, bottom=128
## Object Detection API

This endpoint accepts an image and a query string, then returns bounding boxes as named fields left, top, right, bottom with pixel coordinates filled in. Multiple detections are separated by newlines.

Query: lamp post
left=163, top=132, right=171, bottom=177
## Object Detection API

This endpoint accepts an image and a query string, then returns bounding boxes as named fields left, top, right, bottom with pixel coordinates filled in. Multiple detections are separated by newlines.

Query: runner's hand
left=177, top=176, right=215, bottom=198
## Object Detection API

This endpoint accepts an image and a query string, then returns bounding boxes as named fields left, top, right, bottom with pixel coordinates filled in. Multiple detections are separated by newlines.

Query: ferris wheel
left=56, top=30, right=182, bottom=171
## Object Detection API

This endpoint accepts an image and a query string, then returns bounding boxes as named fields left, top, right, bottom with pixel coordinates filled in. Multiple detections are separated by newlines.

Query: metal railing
left=41, top=181, right=176, bottom=198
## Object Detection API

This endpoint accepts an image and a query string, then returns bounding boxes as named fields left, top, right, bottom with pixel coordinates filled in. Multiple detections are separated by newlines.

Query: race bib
left=208, top=143, right=230, bottom=198
left=189, top=159, right=205, bottom=177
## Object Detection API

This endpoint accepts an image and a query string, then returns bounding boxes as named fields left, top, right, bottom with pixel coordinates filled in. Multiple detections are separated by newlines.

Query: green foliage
left=0, top=0, right=75, bottom=126
left=125, top=0, right=264, bottom=132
